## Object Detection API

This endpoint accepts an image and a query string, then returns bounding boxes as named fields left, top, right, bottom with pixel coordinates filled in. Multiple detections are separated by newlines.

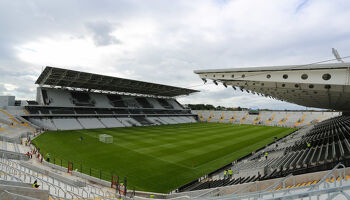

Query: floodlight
left=332, top=48, right=344, bottom=63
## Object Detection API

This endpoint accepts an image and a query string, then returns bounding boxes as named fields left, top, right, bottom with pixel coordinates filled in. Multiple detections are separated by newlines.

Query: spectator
left=32, top=180, right=40, bottom=189
left=224, top=170, right=228, bottom=179
left=228, top=169, right=233, bottom=178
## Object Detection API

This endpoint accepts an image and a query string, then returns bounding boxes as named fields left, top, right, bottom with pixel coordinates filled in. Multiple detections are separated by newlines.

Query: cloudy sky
left=1, top=0, right=350, bottom=110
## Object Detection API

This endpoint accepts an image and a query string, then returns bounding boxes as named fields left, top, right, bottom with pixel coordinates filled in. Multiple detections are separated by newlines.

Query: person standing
left=265, top=152, right=268, bottom=160
left=307, top=142, right=311, bottom=148
left=32, top=180, right=40, bottom=189
left=224, top=170, right=228, bottom=179
left=228, top=169, right=233, bottom=178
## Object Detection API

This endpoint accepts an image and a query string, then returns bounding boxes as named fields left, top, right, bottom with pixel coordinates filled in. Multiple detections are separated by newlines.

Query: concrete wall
left=0, top=96, right=15, bottom=107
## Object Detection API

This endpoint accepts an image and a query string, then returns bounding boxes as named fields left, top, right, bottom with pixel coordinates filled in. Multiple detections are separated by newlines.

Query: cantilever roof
left=194, top=62, right=350, bottom=74
left=35, top=66, right=198, bottom=97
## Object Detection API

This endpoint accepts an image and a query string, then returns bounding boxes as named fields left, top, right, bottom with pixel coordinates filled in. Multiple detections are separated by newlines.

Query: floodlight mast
left=332, top=48, right=344, bottom=63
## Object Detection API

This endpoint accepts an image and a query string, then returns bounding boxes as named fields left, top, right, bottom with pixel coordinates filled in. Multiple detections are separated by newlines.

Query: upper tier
left=37, top=87, right=185, bottom=109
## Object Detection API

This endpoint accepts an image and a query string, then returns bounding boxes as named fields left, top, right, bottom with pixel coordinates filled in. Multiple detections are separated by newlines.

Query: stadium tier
left=23, top=87, right=195, bottom=130
left=193, top=110, right=340, bottom=127
left=3, top=66, right=196, bottom=131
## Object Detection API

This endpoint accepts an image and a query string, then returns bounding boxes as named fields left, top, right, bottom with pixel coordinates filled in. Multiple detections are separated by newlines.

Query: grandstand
left=193, top=110, right=340, bottom=127
left=23, top=66, right=198, bottom=130
left=1, top=62, right=350, bottom=199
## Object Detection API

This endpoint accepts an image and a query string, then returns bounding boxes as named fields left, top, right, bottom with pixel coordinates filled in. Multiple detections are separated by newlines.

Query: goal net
left=99, top=134, right=113, bottom=143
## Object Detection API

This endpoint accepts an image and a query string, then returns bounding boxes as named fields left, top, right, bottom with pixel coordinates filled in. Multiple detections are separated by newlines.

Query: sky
left=1, top=0, right=350, bottom=110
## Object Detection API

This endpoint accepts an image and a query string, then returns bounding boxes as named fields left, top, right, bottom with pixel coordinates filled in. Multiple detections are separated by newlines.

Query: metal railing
left=200, top=162, right=349, bottom=200
left=0, top=153, right=116, bottom=199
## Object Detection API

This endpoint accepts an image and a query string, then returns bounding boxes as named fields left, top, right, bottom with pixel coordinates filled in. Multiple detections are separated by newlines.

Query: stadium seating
left=52, top=118, right=83, bottom=130
left=183, top=115, right=350, bottom=193
left=77, top=118, right=105, bottom=129
left=99, top=117, right=125, bottom=128
left=192, top=110, right=339, bottom=128
left=20, top=87, right=196, bottom=130
left=107, top=94, right=126, bottom=107
left=71, top=91, right=95, bottom=107
left=135, top=97, right=154, bottom=108
left=157, top=98, right=174, bottom=109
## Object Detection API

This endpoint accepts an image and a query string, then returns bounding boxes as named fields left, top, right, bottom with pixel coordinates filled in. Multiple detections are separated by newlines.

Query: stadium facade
left=195, top=62, right=350, bottom=111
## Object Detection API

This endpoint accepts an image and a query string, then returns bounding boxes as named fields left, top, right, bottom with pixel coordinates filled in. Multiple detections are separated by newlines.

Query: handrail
left=0, top=158, right=72, bottom=199
left=310, top=162, right=346, bottom=190
left=204, top=162, right=348, bottom=200
left=2, top=154, right=108, bottom=199
left=0, top=169, right=23, bottom=182
left=263, top=173, right=293, bottom=192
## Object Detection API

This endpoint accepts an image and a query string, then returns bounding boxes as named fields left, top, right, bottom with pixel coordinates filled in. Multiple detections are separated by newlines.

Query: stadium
left=0, top=59, right=350, bottom=200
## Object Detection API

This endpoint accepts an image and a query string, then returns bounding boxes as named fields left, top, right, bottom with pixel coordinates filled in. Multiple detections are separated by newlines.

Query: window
left=325, top=85, right=331, bottom=89
left=301, top=74, right=308, bottom=80
left=295, top=84, right=299, bottom=88
left=261, top=83, right=265, bottom=86
left=309, top=84, right=314, bottom=89
left=322, top=73, right=331, bottom=80
left=241, top=74, right=245, bottom=78
left=222, top=75, right=225, bottom=78
left=213, top=74, right=216, bottom=77
left=266, top=74, right=271, bottom=79
left=282, top=84, right=286, bottom=87
left=283, top=74, right=288, bottom=79
left=231, top=74, right=234, bottom=78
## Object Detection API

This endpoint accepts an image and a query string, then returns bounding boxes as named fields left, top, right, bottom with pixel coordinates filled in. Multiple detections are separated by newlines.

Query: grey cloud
left=1, top=0, right=350, bottom=109
left=86, top=21, right=121, bottom=46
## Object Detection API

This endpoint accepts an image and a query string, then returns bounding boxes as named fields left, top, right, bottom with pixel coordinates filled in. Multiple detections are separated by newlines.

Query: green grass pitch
left=32, top=123, right=296, bottom=193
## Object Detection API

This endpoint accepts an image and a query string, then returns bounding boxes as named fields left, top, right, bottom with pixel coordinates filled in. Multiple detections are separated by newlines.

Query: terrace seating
left=52, top=118, right=82, bottom=130
left=99, top=117, right=125, bottom=128
left=187, top=115, right=350, bottom=192
left=157, top=98, right=174, bottom=109
left=107, top=94, right=126, bottom=107
left=136, top=97, right=153, bottom=108
left=133, top=116, right=154, bottom=125
left=71, top=92, right=95, bottom=107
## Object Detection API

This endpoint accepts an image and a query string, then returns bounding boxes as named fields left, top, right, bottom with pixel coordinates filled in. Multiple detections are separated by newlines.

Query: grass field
left=32, top=123, right=296, bottom=193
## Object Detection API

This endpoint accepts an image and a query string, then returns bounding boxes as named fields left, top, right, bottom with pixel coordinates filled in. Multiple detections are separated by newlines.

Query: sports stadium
left=1, top=60, right=350, bottom=200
